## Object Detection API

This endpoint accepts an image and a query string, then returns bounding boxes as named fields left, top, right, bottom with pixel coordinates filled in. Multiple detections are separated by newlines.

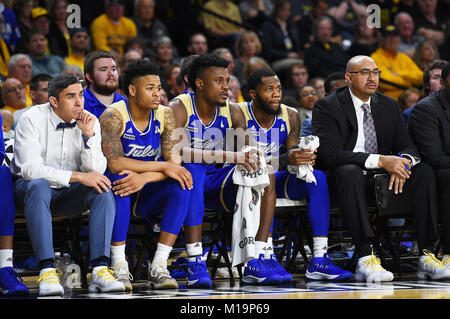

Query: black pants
left=436, top=168, right=450, bottom=254
left=328, top=163, right=439, bottom=257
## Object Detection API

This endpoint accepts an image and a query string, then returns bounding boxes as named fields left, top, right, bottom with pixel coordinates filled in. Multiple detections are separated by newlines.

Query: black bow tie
left=56, top=121, right=77, bottom=130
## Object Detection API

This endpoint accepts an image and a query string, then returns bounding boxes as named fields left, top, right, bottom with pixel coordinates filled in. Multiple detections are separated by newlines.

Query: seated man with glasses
left=312, top=55, right=449, bottom=282
left=1, top=77, right=27, bottom=114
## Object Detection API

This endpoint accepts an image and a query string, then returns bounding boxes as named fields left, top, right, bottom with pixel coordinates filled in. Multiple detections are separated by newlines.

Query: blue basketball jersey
left=177, top=93, right=232, bottom=172
left=108, top=99, right=165, bottom=162
left=238, top=102, right=291, bottom=159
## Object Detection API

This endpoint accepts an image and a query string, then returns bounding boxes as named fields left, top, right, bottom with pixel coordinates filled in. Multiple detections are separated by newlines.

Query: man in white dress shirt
left=11, top=75, right=125, bottom=296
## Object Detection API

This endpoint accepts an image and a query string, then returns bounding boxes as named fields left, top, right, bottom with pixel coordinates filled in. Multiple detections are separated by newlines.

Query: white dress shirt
left=349, top=89, right=419, bottom=169
left=11, top=103, right=107, bottom=188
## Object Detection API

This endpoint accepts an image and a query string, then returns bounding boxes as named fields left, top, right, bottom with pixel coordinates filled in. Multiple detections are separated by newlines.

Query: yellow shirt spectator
left=203, top=0, right=243, bottom=35
left=90, top=13, right=137, bottom=56
left=371, top=47, right=423, bottom=100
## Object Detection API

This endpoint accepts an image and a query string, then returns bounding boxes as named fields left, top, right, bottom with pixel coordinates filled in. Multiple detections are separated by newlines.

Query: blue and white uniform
left=239, top=102, right=330, bottom=237
left=107, top=100, right=191, bottom=242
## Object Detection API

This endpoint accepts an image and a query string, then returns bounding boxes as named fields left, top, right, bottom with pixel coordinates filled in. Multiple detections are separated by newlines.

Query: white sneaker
left=442, top=254, right=450, bottom=267
left=355, top=252, right=394, bottom=283
left=148, top=265, right=178, bottom=290
left=37, top=268, right=64, bottom=296
left=417, top=250, right=450, bottom=280
left=111, top=260, right=133, bottom=291
left=88, top=266, right=125, bottom=293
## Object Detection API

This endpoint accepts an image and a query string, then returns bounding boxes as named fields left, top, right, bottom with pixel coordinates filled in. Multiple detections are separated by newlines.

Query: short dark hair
left=442, top=62, right=450, bottom=83
left=324, top=71, right=346, bottom=94
left=48, top=74, right=80, bottom=101
left=84, top=50, right=118, bottom=86
left=246, top=68, right=277, bottom=92
left=119, top=58, right=161, bottom=96
left=187, top=54, right=229, bottom=92
left=30, top=73, right=53, bottom=91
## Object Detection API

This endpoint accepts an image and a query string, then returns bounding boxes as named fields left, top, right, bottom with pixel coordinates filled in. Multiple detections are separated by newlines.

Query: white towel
left=287, top=135, right=320, bottom=185
left=231, top=146, right=270, bottom=267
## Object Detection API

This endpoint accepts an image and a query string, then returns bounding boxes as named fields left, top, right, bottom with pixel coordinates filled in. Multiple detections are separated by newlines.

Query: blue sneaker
left=243, top=254, right=283, bottom=285
left=186, top=256, right=212, bottom=289
left=266, top=254, right=293, bottom=283
left=0, top=267, right=29, bottom=295
left=305, top=254, right=353, bottom=281
left=169, top=257, right=188, bottom=279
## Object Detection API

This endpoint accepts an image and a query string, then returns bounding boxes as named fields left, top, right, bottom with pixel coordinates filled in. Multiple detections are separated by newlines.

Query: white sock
left=110, top=244, right=126, bottom=265
left=186, top=242, right=202, bottom=261
left=313, top=237, right=328, bottom=258
left=0, top=249, right=13, bottom=268
left=255, top=241, right=266, bottom=258
left=152, top=242, right=172, bottom=269
left=265, top=237, right=274, bottom=259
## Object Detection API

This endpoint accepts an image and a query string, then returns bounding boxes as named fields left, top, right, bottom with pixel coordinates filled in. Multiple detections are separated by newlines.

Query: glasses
left=349, top=70, right=382, bottom=77
left=300, top=91, right=318, bottom=98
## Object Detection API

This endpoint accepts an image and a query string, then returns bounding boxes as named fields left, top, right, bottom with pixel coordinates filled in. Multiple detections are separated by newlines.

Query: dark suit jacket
left=408, top=89, right=450, bottom=170
left=312, top=87, right=419, bottom=170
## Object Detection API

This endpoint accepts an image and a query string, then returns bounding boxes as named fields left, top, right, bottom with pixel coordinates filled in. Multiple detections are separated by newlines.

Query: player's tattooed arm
left=160, top=106, right=180, bottom=163
left=99, top=108, right=125, bottom=174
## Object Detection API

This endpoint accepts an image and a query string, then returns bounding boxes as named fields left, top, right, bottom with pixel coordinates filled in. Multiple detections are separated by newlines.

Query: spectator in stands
left=90, top=0, right=137, bottom=60
left=304, top=16, right=349, bottom=79
left=398, top=88, right=421, bottom=113
left=228, top=74, right=244, bottom=103
left=13, top=0, right=34, bottom=45
left=239, top=0, right=273, bottom=25
left=65, top=28, right=89, bottom=73
left=165, top=63, right=181, bottom=101
left=313, top=55, right=450, bottom=282
left=0, top=0, right=20, bottom=53
left=179, top=54, right=198, bottom=93
left=395, top=12, right=424, bottom=58
left=62, top=64, right=84, bottom=80
left=296, top=84, right=318, bottom=131
left=83, top=50, right=125, bottom=119
left=413, top=39, right=440, bottom=71
left=47, top=0, right=70, bottom=57
left=26, top=30, right=66, bottom=78
left=186, top=33, right=209, bottom=56
left=233, top=31, right=262, bottom=85
left=439, top=19, right=450, bottom=62
left=348, top=15, right=379, bottom=58
left=327, top=0, right=367, bottom=42
left=241, top=56, right=271, bottom=100
left=283, top=62, right=309, bottom=99
left=2, top=77, right=27, bottom=114
left=153, top=36, right=180, bottom=93
left=7, top=54, right=33, bottom=107
left=123, top=38, right=147, bottom=60
left=120, top=49, right=142, bottom=73
left=1, top=109, right=14, bottom=139
left=13, top=73, right=53, bottom=127
left=371, top=25, right=423, bottom=100
left=0, top=111, right=29, bottom=296
left=211, top=47, right=235, bottom=76
left=202, top=0, right=245, bottom=51
left=131, top=0, right=169, bottom=53
left=415, top=0, right=446, bottom=46
left=0, top=13, right=11, bottom=81
left=402, top=59, right=447, bottom=126
left=29, top=73, right=52, bottom=106
left=30, top=7, right=50, bottom=40
left=12, top=74, right=125, bottom=296
left=297, top=0, right=334, bottom=51
left=301, top=72, right=347, bottom=136
left=260, top=0, right=301, bottom=63
left=311, top=77, right=326, bottom=99
left=408, top=62, right=450, bottom=269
